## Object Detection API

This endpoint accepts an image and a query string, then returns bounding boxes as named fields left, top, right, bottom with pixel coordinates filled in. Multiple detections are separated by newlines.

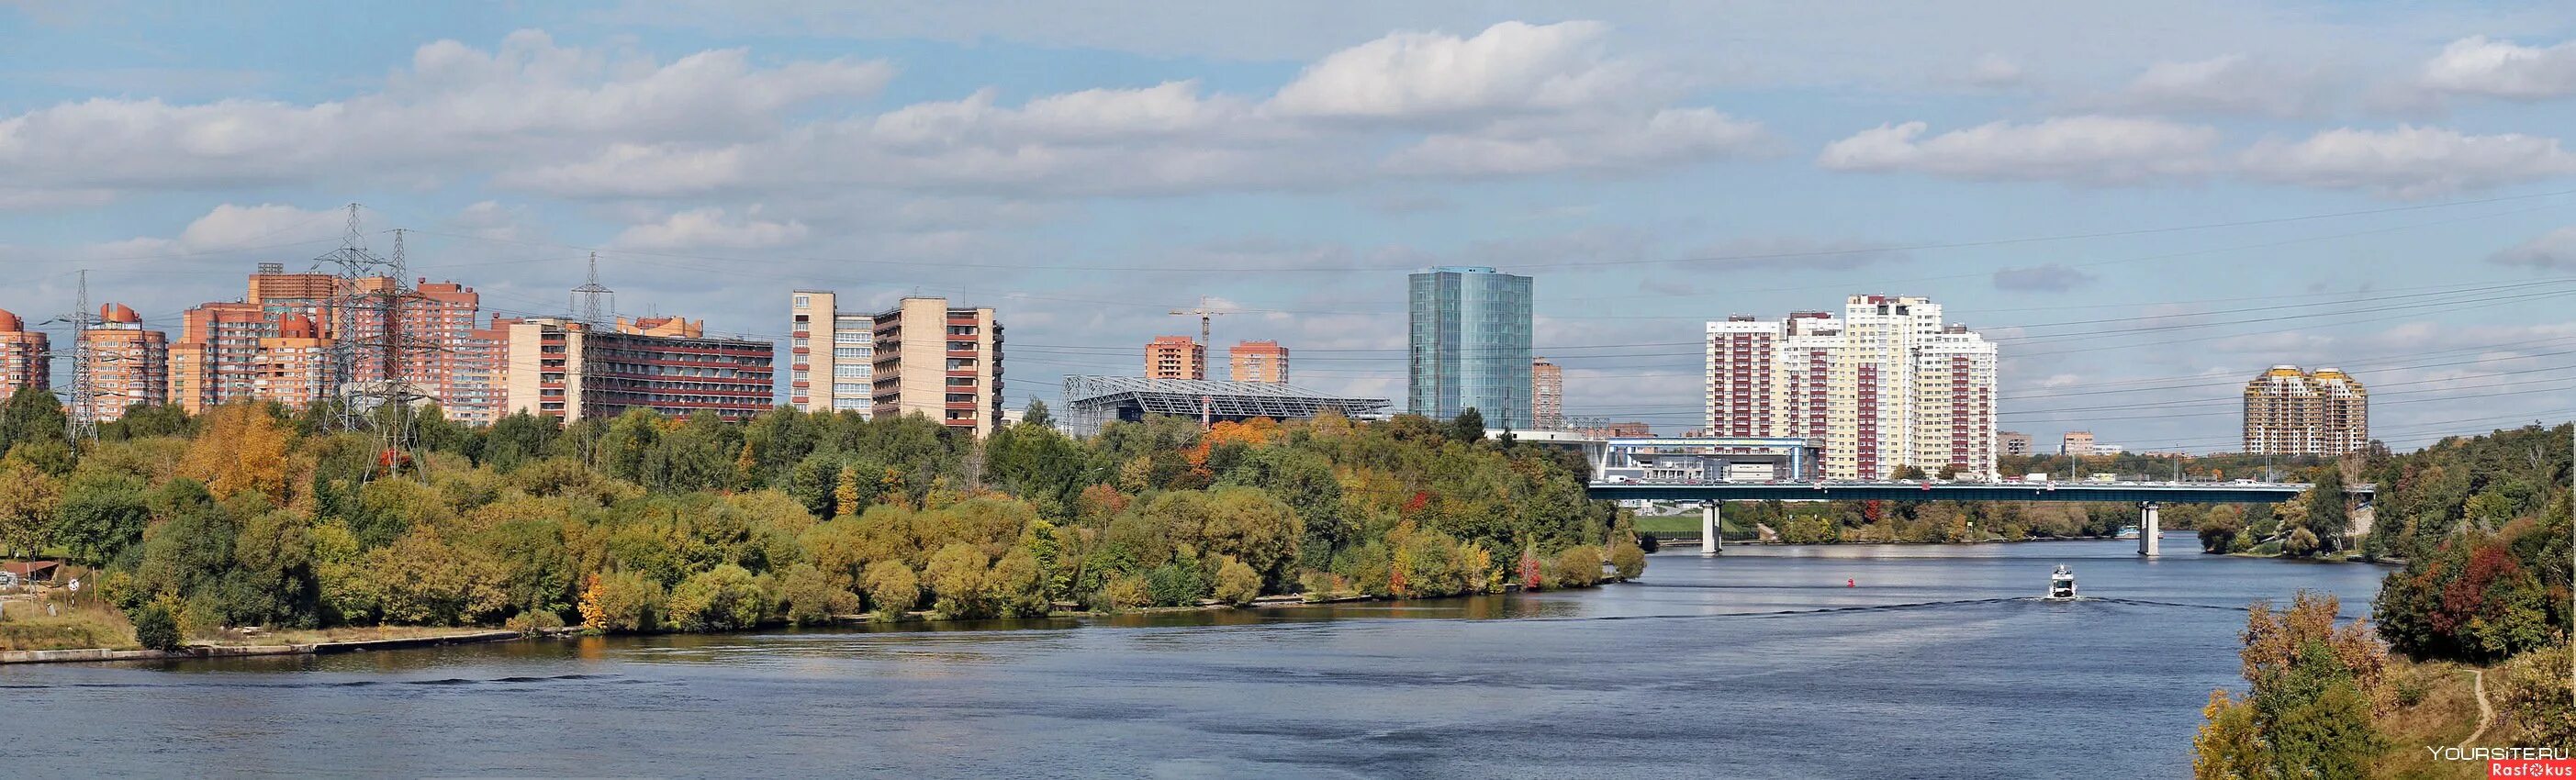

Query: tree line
left=0, top=389, right=1641, bottom=639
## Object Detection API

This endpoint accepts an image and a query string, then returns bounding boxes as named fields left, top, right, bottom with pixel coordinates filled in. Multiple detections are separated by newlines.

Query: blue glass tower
left=1407, top=266, right=1533, bottom=429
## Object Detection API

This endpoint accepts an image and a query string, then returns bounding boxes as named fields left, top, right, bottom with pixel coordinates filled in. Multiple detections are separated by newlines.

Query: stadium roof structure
left=1061, top=375, right=1393, bottom=435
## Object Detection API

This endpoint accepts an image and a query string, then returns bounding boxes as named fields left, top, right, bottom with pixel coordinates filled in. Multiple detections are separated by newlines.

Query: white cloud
left=504, top=20, right=1758, bottom=198
left=85, top=203, right=346, bottom=258
left=2492, top=227, right=2576, bottom=270
left=1817, top=116, right=2221, bottom=184
left=1266, top=21, right=1650, bottom=121
left=610, top=206, right=812, bottom=251
left=2420, top=36, right=2576, bottom=100
left=2109, top=55, right=2331, bottom=117
left=0, top=30, right=892, bottom=203
left=2237, top=125, right=2576, bottom=198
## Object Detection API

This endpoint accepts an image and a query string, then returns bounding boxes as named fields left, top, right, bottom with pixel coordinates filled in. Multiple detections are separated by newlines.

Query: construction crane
left=1169, top=296, right=1227, bottom=428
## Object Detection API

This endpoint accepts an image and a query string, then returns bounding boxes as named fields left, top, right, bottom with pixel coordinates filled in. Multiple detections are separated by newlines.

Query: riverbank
left=0, top=628, right=531, bottom=665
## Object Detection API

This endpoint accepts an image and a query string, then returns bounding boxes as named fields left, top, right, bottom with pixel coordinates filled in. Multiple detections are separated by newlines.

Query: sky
left=4, top=0, right=2576, bottom=451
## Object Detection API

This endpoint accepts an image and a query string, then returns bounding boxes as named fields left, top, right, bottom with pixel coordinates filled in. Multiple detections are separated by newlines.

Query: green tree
left=50, top=472, right=151, bottom=565
left=863, top=560, right=920, bottom=618
left=1448, top=408, right=1486, bottom=444
left=130, top=601, right=183, bottom=652
left=1023, top=400, right=1054, bottom=429
left=2192, top=591, right=2387, bottom=777
left=2303, top=467, right=2348, bottom=552
left=0, top=384, right=67, bottom=457
left=666, top=563, right=767, bottom=631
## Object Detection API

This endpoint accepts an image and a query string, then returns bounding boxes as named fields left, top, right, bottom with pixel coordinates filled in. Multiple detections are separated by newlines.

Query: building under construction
left=1059, top=374, right=1390, bottom=437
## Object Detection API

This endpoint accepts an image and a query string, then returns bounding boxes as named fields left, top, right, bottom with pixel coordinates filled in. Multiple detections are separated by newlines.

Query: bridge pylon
left=1701, top=501, right=1721, bottom=556
left=2137, top=501, right=2162, bottom=557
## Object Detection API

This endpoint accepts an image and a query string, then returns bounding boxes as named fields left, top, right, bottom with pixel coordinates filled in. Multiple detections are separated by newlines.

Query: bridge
left=1587, top=480, right=2375, bottom=558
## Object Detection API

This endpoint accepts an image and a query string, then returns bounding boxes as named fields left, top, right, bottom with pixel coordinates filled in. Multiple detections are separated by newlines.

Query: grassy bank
left=0, top=596, right=137, bottom=652
left=2368, top=657, right=2502, bottom=779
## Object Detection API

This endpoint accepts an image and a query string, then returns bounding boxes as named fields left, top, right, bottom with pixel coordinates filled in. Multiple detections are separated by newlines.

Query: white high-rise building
left=1706, top=295, right=1997, bottom=480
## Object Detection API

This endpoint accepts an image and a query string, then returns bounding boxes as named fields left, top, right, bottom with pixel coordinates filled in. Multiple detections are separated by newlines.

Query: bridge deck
left=1585, top=481, right=2368, bottom=504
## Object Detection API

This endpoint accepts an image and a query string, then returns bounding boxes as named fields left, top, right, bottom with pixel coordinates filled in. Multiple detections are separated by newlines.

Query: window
left=792, top=337, right=808, bottom=349
left=792, top=370, right=809, bottom=382
left=793, top=295, right=811, bottom=308
left=834, top=346, right=867, bottom=361
left=834, top=330, right=868, bottom=345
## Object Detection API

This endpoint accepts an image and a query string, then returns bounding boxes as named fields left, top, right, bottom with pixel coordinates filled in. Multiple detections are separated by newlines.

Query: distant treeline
left=0, top=391, right=1640, bottom=638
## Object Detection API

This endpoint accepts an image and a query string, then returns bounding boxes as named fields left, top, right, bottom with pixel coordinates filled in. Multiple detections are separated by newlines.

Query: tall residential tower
left=2243, top=366, right=2369, bottom=456
left=1407, top=266, right=1533, bottom=428
left=1705, top=295, right=1998, bottom=480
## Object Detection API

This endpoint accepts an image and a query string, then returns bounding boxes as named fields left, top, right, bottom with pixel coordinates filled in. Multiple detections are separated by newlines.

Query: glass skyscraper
left=1407, top=266, right=1533, bottom=428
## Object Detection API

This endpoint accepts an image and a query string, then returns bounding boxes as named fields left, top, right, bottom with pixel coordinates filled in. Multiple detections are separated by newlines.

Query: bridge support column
left=1701, top=501, right=1721, bottom=555
left=2138, top=502, right=2161, bottom=557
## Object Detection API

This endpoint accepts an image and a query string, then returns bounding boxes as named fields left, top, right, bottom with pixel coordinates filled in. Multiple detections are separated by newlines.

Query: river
left=0, top=535, right=2388, bottom=778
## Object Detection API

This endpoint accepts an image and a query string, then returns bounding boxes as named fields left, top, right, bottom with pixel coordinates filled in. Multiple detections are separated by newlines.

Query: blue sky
left=5, top=1, right=2576, bottom=451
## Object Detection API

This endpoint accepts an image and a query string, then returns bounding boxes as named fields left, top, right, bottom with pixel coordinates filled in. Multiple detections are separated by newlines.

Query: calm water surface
left=0, top=536, right=2388, bottom=779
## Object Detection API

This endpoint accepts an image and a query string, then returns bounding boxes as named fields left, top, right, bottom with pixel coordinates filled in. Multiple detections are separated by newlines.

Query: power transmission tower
left=571, top=251, right=614, bottom=324
left=55, top=271, right=98, bottom=446
left=1169, top=295, right=1226, bottom=429
left=308, top=205, right=435, bottom=484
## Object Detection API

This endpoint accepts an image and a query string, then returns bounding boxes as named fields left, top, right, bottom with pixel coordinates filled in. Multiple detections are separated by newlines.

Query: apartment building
left=2061, top=430, right=2096, bottom=457
left=0, top=309, right=48, bottom=399
left=787, top=290, right=879, bottom=416
left=1529, top=357, right=1564, bottom=429
left=1408, top=266, right=1533, bottom=427
left=2244, top=365, right=2369, bottom=456
left=1999, top=430, right=2033, bottom=457
left=1146, top=335, right=1204, bottom=380
left=499, top=316, right=775, bottom=423
left=83, top=304, right=167, bottom=422
left=1230, top=340, right=1288, bottom=384
left=1704, top=295, right=1997, bottom=480
left=870, top=297, right=1003, bottom=437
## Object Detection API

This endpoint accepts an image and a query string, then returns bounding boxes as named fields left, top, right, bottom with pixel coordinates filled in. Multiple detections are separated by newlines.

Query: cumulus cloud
left=1992, top=263, right=2099, bottom=292
left=85, top=203, right=346, bottom=259
left=1817, top=116, right=2221, bottom=184
left=1266, top=21, right=1651, bottom=121
left=2237, top=125, right=2576, bottom=198
left=0, top=30, right=892, bottom=203
left=2109, top=55, right=2331, bottom=117
left=2420, top=36, right=2576, bottom=100
left=2492, top=227, right=2576, bottom=270
left=610, top=206, right=812, bottom=251
left=500, top=21, right=1762, bottom=198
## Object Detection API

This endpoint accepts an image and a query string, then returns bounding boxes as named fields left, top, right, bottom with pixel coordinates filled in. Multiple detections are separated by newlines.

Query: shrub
left=1549, top=546, right=1603, bottom=589
left=1607, top=541, right=1646, bottom=580
left=666, top=564, right=767, bottom=632
left=131, top=601, right=183, bottom=652
left=1102, top=574, right=1151, bottom=611
left=1213, top=556, right=1261, bottom=606
left=776, top=564, right=859, bottom=627
left=862, top=561, right=919, bottom=620
left=579, top=571, right=665, bottom=633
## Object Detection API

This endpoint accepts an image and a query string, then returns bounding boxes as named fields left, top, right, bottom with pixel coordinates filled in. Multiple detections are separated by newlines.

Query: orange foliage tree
left=179, top=403, right=291, bottom=503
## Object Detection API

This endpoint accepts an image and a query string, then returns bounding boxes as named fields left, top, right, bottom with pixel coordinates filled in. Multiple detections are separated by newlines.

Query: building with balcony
left=1704, top=295, right=1998, bottom=480
left=787, top=290, right=879, bottom=417
left=870, top=297, right=1002, bottom=437
left=1146, top=335, right=1204, bottom=381
left=82, top=304, right=167, bottom=422
left=499, top=316, right=775, bottom=423
left=0, top=309, right=49, bottom=399
left=2243, top=365, right=2369, bottom=456
left=1531, top=357, right=1563, bottom=429
left=1229, top=340, right=1288, bottom=384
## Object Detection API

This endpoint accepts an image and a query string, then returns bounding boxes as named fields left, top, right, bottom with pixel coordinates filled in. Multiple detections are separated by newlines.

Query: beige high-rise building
left=870, top=297, right=1003, bottom=437
left=1230, top=340, right=1288, bottom=384
left=2060, top=430, right=2095, bottom=457
left=83, top=304, right=167, bottom=423
left=0, top=309, right=49, bottom=399
left=789, top=290, right=879, bottom=416
left=1999, top=430, right=2033, bottom=457
left=1146, top=335, right=1204, bottom=381
left=2244, top=366, right=2369, bottom=456
left=1705, top=295, right=1997, bottom=480
left=1530, top=357, right=1563, bottom=429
